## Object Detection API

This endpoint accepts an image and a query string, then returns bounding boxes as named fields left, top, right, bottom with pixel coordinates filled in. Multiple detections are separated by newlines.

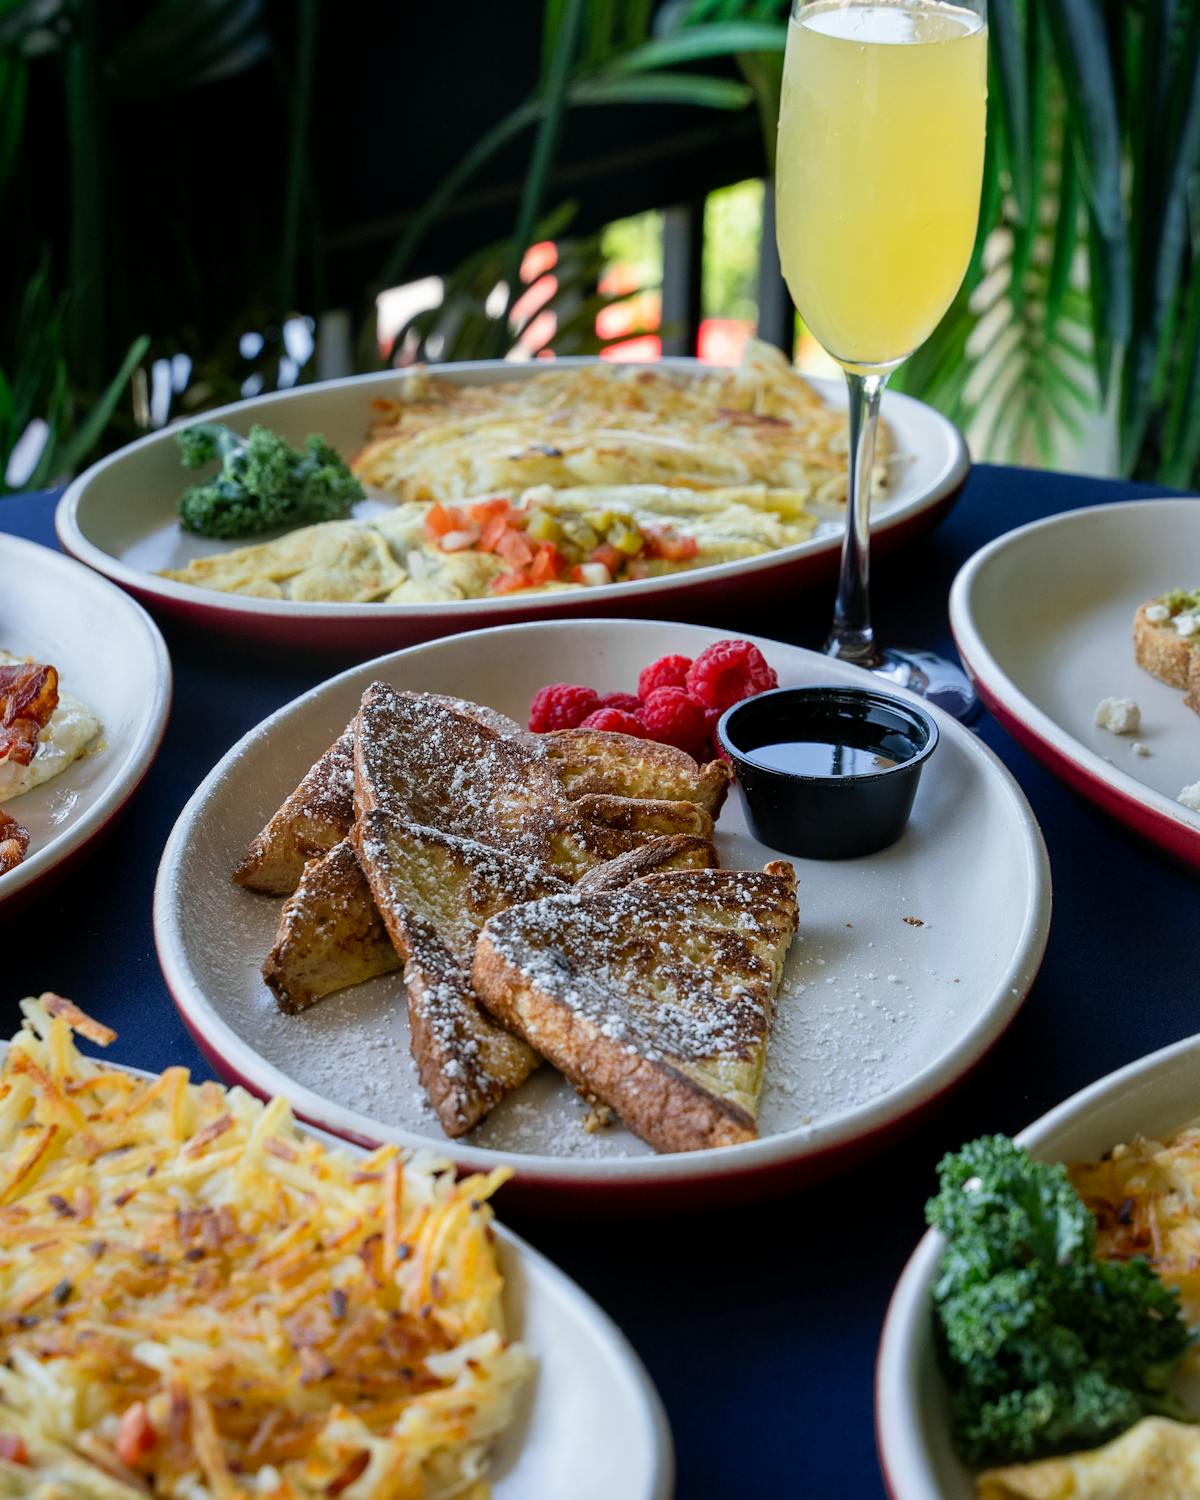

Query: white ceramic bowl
left=0, top=533, right=171, bottom=910
left=876, top=1030, right=1200, bottom=1499
left=951, top=498, right=1200, bottom=867
left=58, top=359, right=969, bottom=653
left=154, top=618, right=1050, bottom=1211
left=0, top=1043, right=673, bottom=1498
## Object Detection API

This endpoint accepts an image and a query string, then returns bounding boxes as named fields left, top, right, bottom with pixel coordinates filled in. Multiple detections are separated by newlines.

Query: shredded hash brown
left=0, top=996, right=530, bottom=1498
left=1073, top=1123, right=1200, bottom=1337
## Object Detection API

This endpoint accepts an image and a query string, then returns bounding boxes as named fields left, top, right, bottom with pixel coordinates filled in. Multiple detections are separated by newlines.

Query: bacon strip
left=0, top=664, right=58, bottom=768
left=0, top=809, right=29, bottom=874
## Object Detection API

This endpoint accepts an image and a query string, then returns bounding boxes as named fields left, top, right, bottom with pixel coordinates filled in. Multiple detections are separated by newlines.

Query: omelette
left=977, top=1417, right=1200, bottom=1499
left=160, top=341, right=891, bottom=605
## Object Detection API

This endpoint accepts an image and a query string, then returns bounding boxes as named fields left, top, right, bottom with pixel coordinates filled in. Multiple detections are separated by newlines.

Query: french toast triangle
left=541, top=728, right=732, bottom=817
left=574, top=834, right=716, bottom=891
left=262, top=837, right=400, bottom=1015
left=235, top=688, right=728, bottom=897
left=472, top=863, right=799, bottom=1154
left=352, top=682, right=715, bottom=879
left=353, top=811, right=567, bottom=1137
left=233, top=694, right=529, bottom=897
left=233, top=726, right=356, bottom=895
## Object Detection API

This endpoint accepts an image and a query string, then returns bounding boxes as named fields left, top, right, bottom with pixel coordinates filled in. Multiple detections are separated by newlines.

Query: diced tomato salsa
left=421, top=496, right=697, bottom=594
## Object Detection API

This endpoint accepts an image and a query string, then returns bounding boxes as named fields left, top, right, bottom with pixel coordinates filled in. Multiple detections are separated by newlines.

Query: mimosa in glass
left=776, top=0, right=987, bottom=716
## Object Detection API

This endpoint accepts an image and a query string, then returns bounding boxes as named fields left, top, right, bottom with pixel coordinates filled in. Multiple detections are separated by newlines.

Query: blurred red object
left=601, top=335, right=662, bottom=362
left=697, top=319, right=752, bottom=365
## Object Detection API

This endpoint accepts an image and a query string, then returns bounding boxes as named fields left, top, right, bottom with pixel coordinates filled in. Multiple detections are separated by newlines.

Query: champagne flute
left=776, top=0, right=987, bottom=718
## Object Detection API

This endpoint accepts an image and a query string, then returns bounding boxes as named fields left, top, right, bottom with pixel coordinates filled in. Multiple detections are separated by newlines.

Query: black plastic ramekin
left=717, top=685, right=940, bottom=860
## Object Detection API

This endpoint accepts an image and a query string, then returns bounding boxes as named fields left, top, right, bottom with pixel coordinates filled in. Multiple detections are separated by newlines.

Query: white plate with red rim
left=950, top=498, right=1200, bottom=869
left=0, top=1039, right=673, bottom=1499
left=876, top=1030, right=1200, bottom=1500
left=153, top=618, right=1051, bottom=1211
left=0, top=533, right=171, bottom=912
left=57, top=358, right=968, bottom=654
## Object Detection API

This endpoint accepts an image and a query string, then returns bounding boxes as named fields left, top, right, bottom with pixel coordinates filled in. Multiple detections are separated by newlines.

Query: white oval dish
left=58, top=359, right=969, bottom=653
left=154, top=618, right=1050, bottom=1210
left=876, top=1029, right=1200, bottom=1500
left=0, top=1041, right=673, bottom=1499
left=0, top=533, right=171, bottom=910
left=950, top=498, right=1200, bottom=867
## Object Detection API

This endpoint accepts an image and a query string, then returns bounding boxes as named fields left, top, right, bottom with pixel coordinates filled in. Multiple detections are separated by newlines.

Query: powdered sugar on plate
left=159, top=624, right=1044, bottom=1175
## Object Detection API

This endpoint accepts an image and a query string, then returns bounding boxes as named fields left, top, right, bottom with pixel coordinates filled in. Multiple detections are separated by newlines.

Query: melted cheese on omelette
left=353, top=339, right=881, bottom=502
left=159, top=341, right=890, bottom=605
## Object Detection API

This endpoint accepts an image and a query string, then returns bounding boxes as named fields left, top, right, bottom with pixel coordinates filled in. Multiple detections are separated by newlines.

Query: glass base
left=825, top=640, right=978, bottom=722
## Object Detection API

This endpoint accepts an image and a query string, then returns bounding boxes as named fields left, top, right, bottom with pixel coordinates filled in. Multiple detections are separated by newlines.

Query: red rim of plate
left=948, top=501, right=1200, bottom=869
left=54, top=361, right=970, bottom=646
left=152, top=620, right=1052, bottom=1206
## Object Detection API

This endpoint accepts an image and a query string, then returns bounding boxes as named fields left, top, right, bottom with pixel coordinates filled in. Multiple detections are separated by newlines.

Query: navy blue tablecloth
left=1, top=467, right=1194, bottom=1499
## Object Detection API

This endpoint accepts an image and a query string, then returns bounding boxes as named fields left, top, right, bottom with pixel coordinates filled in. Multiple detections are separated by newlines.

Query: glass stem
left=825, top=369, right=888, bottom=666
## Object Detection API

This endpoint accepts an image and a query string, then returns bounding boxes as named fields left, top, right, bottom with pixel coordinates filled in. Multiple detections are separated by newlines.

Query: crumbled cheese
left=1145, top=603, right=1170, bottom=623
left=1178, top=781, right=1200, bottom=813
left=1174, top=613, right=1199, bottom=638
left=1094, top=697, right=1141, bottom=735
left=1131, top=741, right=1151, bottom=758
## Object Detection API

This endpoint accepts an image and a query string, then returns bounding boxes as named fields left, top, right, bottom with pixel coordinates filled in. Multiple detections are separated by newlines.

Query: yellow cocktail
left=778, top=2, right=987, bottom=371
left=775, top=0, right=987, bottom=714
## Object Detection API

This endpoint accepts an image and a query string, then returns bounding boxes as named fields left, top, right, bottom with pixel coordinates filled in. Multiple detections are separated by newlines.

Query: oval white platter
left=951, top=497, right=1200, bottom=867
left=0, top=533, right=171, bottom=910
left=58, top=359, right=968, bottom=653
left=876, top=1030, right=1200, bottom=1500
left=0, top=1041, right=673, bottom=1499
left=154, top=618, right=1050, bottom=1209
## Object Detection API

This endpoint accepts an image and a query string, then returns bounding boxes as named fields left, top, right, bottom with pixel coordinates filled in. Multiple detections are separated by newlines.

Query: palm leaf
left=105, top=0, right=267, bottom=96
left=1161, top=267, right=1200, bottom=488
left=1120, top=1, right=1200, bottom=472
left=1008, top=7, right=1049, bottom=317
left=610, top=21, right=784, bottom=72
left=52, top=335, right=150, bottom=478
left=895, top=62, right=1095, bottom=474
left=483, top=0, right=586, bottom=358
left=988, top=0, right=1031, bottom=226
left=569, top=72, right=753, bottom=109
left=1042, top=0, right=1131, bottom=390
left=1044, top=141, right=1079, bottom=340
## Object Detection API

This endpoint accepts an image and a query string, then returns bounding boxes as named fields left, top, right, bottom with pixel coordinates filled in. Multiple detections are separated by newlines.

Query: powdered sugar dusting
left=171, top=640, right=1034, bottom=1165
left=481, top=871, right=795, bottom=1064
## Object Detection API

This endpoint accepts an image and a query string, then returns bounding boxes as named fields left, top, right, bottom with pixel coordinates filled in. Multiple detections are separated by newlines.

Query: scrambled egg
left=0, top=651, right=99, bottom=802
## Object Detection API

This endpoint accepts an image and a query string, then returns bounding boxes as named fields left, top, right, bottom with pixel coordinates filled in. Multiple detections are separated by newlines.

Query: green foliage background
left=2, top=0, right=1198, bottom=492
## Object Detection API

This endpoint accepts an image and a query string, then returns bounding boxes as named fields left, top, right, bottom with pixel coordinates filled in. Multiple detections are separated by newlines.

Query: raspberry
left=580, top=707, right=645, bottom=737
left=701, top=705, right=724, bottom=755
left=638, top=687, right=708, bottom=757
left=637, top=653, right=693, bottom=701
left=598, top=691, right=643, bottom=715
left=528, top=683, right=600, bottom=732
left=685, top=639, right=777, bottom=712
